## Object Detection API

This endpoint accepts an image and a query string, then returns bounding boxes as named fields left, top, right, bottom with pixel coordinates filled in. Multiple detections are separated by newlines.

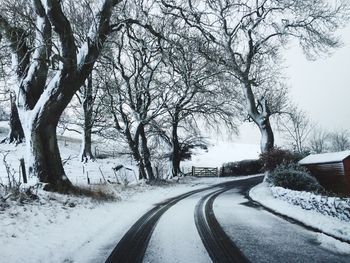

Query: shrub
left=68, top=185, right=117, bottom=201
left=267, top=163, right=324, bottom=193
left=259, top=147, right=302, bottom=171
left=220, top=159, right=263, bottom=176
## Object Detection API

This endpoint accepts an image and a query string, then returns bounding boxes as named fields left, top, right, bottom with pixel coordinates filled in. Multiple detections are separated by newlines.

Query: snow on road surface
left=143, top=191, right=213, bottom=263
left=215, top=187, right=350, bottom=262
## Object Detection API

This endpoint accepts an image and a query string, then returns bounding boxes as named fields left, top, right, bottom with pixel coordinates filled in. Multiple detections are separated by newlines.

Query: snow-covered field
left=249, top=182, right=350, bottom=246
left=185, top=139, right=260, bottom=168
left=0, top=121, right=260, bottom=186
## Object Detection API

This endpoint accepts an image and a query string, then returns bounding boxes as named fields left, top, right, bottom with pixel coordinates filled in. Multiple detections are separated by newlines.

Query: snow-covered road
left=144, top=190, right=212, bottom=263
left=214, top=184, right=350, bottom=263
left=110, top=176, right=350, bottom=263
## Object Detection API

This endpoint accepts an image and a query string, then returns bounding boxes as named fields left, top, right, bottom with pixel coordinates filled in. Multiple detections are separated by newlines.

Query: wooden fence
left=192, top=166, right=219, bottom=177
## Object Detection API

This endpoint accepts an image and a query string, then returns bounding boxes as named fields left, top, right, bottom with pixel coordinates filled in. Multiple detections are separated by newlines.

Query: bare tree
left=76, top=73, right=100, bottom=162
left=0, top=0, right=122, bottom=191
left=160, top=0, right=350, bottom=153
left=64, top=0, right=111, bottom=162
left=278, top=105, right=313, bottom=153
left=153, top=35, right=239, bottom=178
left=103, top=26, right=163, bottom=180
left=330, top=129, right=350, bottom=152
left=308, top=127, right=330, bottom=154
left=60, top=69, right=110, bottom=163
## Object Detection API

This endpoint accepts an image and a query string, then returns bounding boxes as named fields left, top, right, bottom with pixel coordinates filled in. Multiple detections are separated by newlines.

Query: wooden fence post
left=20, top=158, right=27, bottom=184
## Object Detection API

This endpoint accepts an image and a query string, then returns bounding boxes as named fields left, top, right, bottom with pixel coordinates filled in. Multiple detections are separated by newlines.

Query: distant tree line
left=277, top=105, right=350, bottom=154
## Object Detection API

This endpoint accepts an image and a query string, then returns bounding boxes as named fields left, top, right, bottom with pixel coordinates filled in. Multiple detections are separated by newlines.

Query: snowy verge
left=270, top=186, right=350, bottom=222
left=249, top=182, right=350, bottom=243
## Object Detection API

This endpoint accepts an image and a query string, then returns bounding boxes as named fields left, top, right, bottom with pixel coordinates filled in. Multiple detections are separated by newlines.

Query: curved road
left=106, top=176, right=350, bottom=263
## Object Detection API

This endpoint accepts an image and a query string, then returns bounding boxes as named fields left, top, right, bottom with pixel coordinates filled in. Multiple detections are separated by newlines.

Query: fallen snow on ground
left=270, top=186, right=350, bottom=222
left=250, top=182, right=350, bottom=243
left=0, top=121, right=262, bottom=262
left=0, top=176, right=244, bottom=263
left=0, top=121, right=138, bottom=187
left=317, top=233, right=350, bottom=255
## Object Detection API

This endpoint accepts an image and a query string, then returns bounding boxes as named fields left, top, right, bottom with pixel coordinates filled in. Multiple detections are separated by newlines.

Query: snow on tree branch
left=77, top=0, right=123, bottom=83
left=0, top=14, right=30, bottom=78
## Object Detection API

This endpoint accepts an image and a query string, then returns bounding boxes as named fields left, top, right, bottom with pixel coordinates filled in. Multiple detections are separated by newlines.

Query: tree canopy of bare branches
left=159, top=0, right=350, bottom=153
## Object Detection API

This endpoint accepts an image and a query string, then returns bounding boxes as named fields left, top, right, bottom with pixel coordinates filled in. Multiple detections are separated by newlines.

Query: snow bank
left=317, top=233, right=350, bottom=255
left=249, top=182, right=350, bottom=242
left=270, top=186, right=350, bottom=222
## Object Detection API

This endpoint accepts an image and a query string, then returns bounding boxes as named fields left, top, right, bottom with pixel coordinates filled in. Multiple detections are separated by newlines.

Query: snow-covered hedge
left=220, top=159, right=262, bottom=176
left=270, top=186, right=350, bottom=222
left=266, top=163, right=324, bottom=193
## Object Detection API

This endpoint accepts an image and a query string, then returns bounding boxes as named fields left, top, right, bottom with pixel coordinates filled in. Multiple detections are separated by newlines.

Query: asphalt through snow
left=105, top=179, right=252, bottom=263
left=194, top=178, right=261, bottom=263
left=106, top=176, right=350, bottom=263
left=214, top=183, right=350, bottom=263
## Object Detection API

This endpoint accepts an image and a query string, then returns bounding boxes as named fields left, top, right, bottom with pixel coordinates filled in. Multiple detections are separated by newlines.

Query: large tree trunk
left=80, top=128, right=94, bottom=162
left=17, top=71, right=76, bottom=192
left=242, top=81, right=274, bottom=153
left=1, top=94, right=24, bottom=144
left=124, top=128, right=147, bottom=180
left=137, top=160, right=147, bottom=180
left=139, top=124, right=155, bottom=180
left=1, top=0, right=121, bottom=192
left=27, top=117, right=72, bottom=192
left=171, top=120, right=181, bottom=178
left=80, top=74, right=95, bottom=162
left=257, top=115, right=274, bottom=153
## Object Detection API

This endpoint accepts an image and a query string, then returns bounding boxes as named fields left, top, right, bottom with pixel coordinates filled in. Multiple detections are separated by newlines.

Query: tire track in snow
left=105, top=178, right=259, bottom=263
left=194, top=179, right=259, bottom=263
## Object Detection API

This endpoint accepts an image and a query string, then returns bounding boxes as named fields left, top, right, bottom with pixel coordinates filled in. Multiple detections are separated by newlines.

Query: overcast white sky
left=285, top=26, right=350, bottom=132
left=235, top=24, right=350, bottom=146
